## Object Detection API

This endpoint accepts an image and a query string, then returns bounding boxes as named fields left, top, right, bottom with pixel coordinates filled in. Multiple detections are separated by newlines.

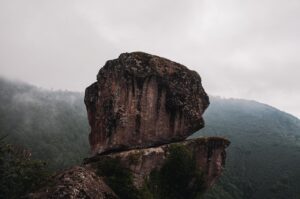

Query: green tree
left=0, top=135, right=50, bottom=199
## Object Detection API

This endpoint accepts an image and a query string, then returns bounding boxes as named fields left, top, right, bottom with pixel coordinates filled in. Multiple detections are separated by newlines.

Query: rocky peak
left=85, top=52, right=209, bottom=154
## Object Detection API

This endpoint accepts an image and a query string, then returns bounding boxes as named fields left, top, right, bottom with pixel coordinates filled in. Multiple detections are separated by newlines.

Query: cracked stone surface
left=85, top=52, right=209, bottom=154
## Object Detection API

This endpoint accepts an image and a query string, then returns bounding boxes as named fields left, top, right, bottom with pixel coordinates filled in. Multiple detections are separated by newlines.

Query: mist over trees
left=0, top=78, right=300, bottom=198
left=0, top=77, right=89, bottom=170
left=193, top=97, right=300, bottom=199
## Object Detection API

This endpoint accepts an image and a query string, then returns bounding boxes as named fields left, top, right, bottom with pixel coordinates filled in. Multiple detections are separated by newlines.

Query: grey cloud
left=0, top=0, right=299, bottom=118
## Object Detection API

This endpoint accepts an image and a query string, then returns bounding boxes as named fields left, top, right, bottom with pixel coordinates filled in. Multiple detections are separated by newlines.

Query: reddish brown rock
left=29, top=137, right=229, bottom=198
left=85, top=52, right=209, bottom=154
left=28, top=52, right=230, bottom=198
left=84, top=137, right=230, bottom=190
left=27, top=166, right=118, bottom=199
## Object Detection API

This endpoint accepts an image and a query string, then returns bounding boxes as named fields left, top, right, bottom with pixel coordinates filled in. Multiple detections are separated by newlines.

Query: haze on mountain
left=1, top=1, right=299, bottom=198
left=0, top=0, right=300, bottom=118
left=1, top=78, right=299, bottom=199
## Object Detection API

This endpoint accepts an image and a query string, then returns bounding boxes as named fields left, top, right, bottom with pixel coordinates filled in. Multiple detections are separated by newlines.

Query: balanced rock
left=85, top=52, right=209, bottom=154
left=29, top=52, right=230, bottom=199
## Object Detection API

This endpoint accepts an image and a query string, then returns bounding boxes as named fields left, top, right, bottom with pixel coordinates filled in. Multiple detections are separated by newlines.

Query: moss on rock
left=97, top=157, right=140, bottom=199
left=96, top=144, right=206, bottom=199
left=141, top=144, right=205, bottom=199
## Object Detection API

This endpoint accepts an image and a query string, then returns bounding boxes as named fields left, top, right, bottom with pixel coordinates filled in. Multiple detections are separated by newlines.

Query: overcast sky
left=0, top=0, right=299, bottom=118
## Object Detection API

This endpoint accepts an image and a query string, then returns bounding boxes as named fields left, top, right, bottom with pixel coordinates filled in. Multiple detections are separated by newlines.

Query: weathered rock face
left=29, top=52, right=230, bottom=199
left=85, top=52, right=209, bottom=154
left=28, top=166, right=118, bottom=199
left=84, top=137, right=230, bottom=190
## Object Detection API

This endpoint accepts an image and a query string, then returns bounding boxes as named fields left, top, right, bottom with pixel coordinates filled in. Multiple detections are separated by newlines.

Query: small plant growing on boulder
left=141, top=144, right=205, bottom=199
left=97, top=145, right=205, bottom=199
left=97, top=157, right=140, bottom=199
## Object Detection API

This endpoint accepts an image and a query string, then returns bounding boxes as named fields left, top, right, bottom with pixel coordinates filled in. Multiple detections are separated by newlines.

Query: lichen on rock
left=85, top=52, right=210, bottom=154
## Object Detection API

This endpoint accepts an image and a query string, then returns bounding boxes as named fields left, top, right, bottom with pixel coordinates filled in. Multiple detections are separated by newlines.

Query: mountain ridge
left=1, top=77, right=300, bottom=198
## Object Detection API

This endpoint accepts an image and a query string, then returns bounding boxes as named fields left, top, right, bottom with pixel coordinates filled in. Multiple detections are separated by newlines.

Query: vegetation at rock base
left=141, top=144, right=205, bottom=199
left=0, top=136, right=50, bottom=199
left=96, top=157, right=140, bottom=199
left=96, top=145, right=205, bottom=199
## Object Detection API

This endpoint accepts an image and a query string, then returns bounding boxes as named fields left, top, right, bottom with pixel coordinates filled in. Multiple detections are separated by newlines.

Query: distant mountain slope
left=1, top=78, right=300, bottom=198
left=0, top=78, right=89, bottom=170
left=191, top=97, right=300, bottom=199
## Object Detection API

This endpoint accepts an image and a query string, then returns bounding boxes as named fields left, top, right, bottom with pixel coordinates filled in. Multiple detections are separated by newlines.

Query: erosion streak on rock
left=85, top=52, right=209, bottom=154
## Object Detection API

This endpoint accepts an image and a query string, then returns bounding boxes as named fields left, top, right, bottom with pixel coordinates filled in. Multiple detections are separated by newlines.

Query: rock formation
left=84, top=137, right=230, bottom=190
left=29, top=52, right=230, bottom=199
left=85, top=52, right=209, bottom=154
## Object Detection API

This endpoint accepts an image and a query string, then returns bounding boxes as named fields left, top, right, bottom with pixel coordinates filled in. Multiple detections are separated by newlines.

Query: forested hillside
left=0, top=78, right=300, bottom=198
left=193, top=97, right=300, bottom=199
left=0, top=78, right=89, bottom=170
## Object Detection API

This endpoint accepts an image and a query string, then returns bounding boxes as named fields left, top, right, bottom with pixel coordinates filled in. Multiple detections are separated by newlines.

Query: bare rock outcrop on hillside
left=29, top=52, right=229, bottom=199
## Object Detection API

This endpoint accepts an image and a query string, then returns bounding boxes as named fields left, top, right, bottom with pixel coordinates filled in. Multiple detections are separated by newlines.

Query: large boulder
left=85, top=52, right=209, bottom=154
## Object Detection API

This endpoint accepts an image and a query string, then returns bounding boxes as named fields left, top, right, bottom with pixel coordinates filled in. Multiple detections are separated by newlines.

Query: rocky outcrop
left=85, top=52, right=209, bottom=154
left=29, top=52, right=230, bottom=199
left=84, top=137, right=230, bottom=190
left=28, top=166, right=118, bottom=199
left=29, top=137, right=229, bottom=199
